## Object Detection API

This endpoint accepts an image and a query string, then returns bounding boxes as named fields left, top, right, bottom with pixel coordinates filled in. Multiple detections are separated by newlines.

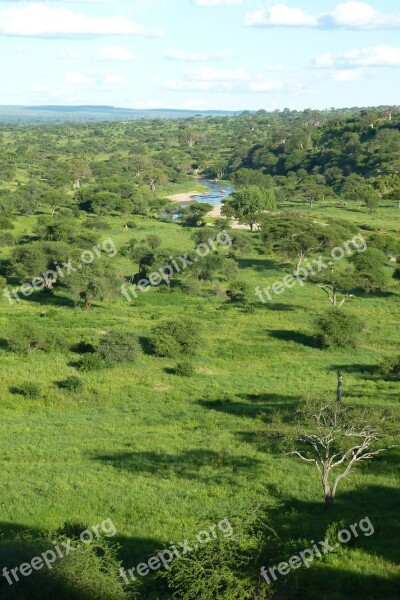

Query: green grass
left=0, top=203, right=399, bottom=598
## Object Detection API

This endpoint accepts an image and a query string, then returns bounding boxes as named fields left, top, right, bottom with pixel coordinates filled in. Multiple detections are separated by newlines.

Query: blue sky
left=0, top=0, right=399, bottom=110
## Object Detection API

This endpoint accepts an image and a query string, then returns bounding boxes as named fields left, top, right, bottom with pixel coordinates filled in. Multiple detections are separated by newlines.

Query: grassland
left=0, top=195, right=399, bottom=598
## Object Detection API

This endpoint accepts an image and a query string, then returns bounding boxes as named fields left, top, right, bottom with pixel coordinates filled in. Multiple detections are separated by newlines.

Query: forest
left=0, top=105, right=399, bottom=599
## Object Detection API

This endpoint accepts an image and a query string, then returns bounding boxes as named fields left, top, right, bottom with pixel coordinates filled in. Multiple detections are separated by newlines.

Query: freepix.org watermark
left=121, top=230, right=232, bottom=302
left=2, top=518, right=116, bottom=586
left=3, top=238, right=117, bottom=305
left=255, top=234, right=367, bottom=303
left=261, top=516, right=374, bottom=585
left=120, top=517, right=233, bottom=584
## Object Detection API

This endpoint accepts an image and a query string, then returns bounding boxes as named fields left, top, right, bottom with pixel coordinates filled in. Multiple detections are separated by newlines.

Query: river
left=192, top=178, right=235, bottom=207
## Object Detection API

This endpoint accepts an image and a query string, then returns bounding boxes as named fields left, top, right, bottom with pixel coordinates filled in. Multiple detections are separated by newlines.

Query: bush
left=0, top=232, right=15, bottom=247
left=325, top=520, right=356, bottom=548
left=379, top=355, right=400, bottom=380
left=0, top=217, right=15, bottom=230
left=0, top=533, right=129, bottom=600
left=175, top=361, right=195, bottom=377
left=14, top=382, right=42, bottom=398
left=125, top=220, right=137, bottom=229
left=151, top=319, right=201, bottom=357
left=57, top=521, right=89, bottom=539
left=78, top=353, right=105, bottom=371
left=58, top=376, right=84, bottom=392
left=7, top=323, right=49, bottom=354
left=226, top=280, right=250, bottom=303
left=314, top=309, right=364, bottom=349
left=98, top=330, right=142, bottom=364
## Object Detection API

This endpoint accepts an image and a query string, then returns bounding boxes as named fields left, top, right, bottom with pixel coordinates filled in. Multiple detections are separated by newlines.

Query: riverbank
left=165, top=191, right=200, bottom=205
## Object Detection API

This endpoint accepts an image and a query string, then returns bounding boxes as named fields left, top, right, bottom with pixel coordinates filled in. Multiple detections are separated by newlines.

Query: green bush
left=325, top=520, right=356, bottom=548
left=7, top=323, right=49, bottom=354
left=175, top=361, right=196, bottom=377
left=379, top=355, right=400, bottom=380
left=0, top=217, right=15, bottom=230
left=226, top=280, right=250, bottom=303
left=58, top=376, right=84, bottom=392
left=125, top=220, right=137, bottom=229
left=98, top=330, right=142, bottom=364
left=0, top=533, right=129, bottom=600
left=314, top=310, right=364, bottom=349
left=0, top=232, right=15, bottom=247
left=151, top=319, right=201, bottom=357
left=14, top=382, right=42, bottom=398
left=78, top=353, right=104, bottom=371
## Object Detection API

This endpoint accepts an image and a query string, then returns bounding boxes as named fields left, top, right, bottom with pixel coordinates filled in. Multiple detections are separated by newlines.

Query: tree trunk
left=294, top=253, right=304, bottom=276
left=337, top=372, right=343, bottom=405
left=325, top=493, right=334, bottom=510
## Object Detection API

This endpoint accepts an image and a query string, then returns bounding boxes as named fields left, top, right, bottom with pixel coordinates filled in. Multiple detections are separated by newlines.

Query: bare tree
left=268, top=403, right=399, bottom=509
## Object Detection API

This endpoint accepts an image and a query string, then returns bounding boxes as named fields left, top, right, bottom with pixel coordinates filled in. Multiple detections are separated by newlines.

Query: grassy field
left=0, top=199, right=399, bottom=598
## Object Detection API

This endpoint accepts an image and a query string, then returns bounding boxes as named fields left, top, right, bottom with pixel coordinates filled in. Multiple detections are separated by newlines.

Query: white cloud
left=245, top=5, right=318, bottom=27
left=96, top=46, right=135, bottom=61
left=315, top=45, right=400, bottom=68
left=164, top=48, right=232, bottom=62
left=59, top=50, right=80, bottom=59
left=65, top=71, right=93, bottom=84
left=103, top=74, right=127, bottom=85
left=245, top=2, right=400, bottom=30
left=183, top=67, right=250, bottom=82
left=0, top=2, right=164, bottom=37
left=193, top=0, right=242, bottom=6
left=162, top=67, right=285, bottom=94
left=248, top=79, right=283, bottom=92
left=332, top=69, right=363, bottom=82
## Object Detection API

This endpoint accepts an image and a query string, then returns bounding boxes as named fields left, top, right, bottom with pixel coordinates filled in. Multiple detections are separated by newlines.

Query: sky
left=0, top=0, right=399, bottom=111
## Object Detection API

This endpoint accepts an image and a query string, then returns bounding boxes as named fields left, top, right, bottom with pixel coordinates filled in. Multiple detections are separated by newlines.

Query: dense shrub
left=7, top=323, right=49, bottom=354
left=0, top=533, right=129, bottom=600
left=98, top=330, right=142, bottom=364
left=325, top=520, right=355, bottom=548
left=78, top=353, right=104, bottom=371
left=151, top=319, right=201, bottom=357
left=13, top=382, right=42, bottom=398
left=0, top=232, right=15, bottom=246
left=175, top=360, right=195, bottom=377
left=226, top=280, right=250, bottom=303
left=314, top=310, right=364, bottom=349
left=0, top=217, right=15, bottom=230
left=379, top=355, right=400, bottom=380
left=58, top=376, right=84, bottom=392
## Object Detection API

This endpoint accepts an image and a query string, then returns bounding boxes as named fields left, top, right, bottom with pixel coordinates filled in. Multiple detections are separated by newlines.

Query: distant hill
left=0, top=105, right=241, bottom=124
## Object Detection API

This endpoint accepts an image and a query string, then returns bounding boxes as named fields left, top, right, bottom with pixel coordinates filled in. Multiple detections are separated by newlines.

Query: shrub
left=151, top=319, right=201, bottom=357
left=7, top=323, right=49, bottom=354
left=0, top=232, right=15, bottom=247
left=14, top=382, right=42, bottom=398
left=0, top=217, right=15, bottom=230
left=226, top=280, right=250, bottom=303
left=325, top=520, right=356, bottom=548
left=0, top=533, right=129, bottom=600
left=379, top=355, right=400, bottom=380
left=98, top=330, right=142, bottom=364
left=125, top=220, right=137, bottom=229
left=314, top=309, right=364, bottom=349
left=78, top=353, right=104, bottom=371
left=58, top=376, right=84, bottom=392
left=175, top=361, right=195, bottom=377
left=57, top=521, right=89, bottom=539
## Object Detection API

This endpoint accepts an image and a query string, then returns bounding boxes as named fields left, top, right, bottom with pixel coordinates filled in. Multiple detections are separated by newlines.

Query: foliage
left=314, top=309, right=364, bottom=349
left=175, top=360, right=195, bottom=377
left=13, top=381, right=42, bottom=398
left=98, top=330, right=142, bottom=365
left=151, top=319, right=201, bottom=357
left=58, top=376, right=84, bottom=392
left=379, top=355, right=400, bottom=380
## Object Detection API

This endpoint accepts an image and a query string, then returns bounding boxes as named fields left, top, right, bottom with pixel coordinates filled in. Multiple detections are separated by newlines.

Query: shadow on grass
left=198, top=393, right=300, bottom=419
left=237, top=257, right=279, bottom=272
left=92, top=449, right=262, bottom=483
left=269, top=329, right=316, bottom=348
left=18, top=291, right=75, bottom=308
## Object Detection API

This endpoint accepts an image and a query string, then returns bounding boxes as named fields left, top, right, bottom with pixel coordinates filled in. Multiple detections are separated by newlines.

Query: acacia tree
left=269, top=403, right=399, bottom=509
left=310, top=267, right=356, bottom=308
left=223, top=186, right=277, bottom=231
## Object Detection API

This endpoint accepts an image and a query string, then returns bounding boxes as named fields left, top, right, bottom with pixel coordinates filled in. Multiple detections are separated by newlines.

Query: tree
left=181, top=203, right=213, bottom=227
left=223, top=186, right=277, bottom=231
left=310, top=267, right=356, bottom=308
left=66, top=262, right=121, bottom=310
left=314, top=309, right=364, bottom=349
left=353, top=248, right=389, bottom=293
left=270, top=402, right=399, bottom=509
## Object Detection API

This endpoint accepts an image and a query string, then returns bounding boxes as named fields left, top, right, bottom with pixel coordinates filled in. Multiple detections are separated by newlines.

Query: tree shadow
left=19, top=291, right=75, bottom=308
left=269, top=329, right=316, bottom=348
left=237, top=257, right=279, bottom=271
left=91, top=449, right=262, bottom=484
left=198, top=393, right=300, bottom=419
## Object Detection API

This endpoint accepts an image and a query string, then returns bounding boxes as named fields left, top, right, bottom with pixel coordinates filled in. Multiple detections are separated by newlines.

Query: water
left=192, top=178, right=235, bottom=206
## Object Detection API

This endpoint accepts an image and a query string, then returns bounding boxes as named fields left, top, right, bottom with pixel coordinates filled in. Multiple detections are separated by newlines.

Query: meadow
left=0, top=194, right=399, bottom=598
